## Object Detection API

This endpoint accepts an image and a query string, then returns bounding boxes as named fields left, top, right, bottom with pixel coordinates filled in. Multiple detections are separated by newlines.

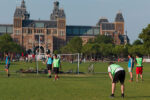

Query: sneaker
left=121, top=94, right=124, bottom=98
left=110, top=94, right=114, bottom=98
left=129, top=80, right=133, bottom=82
left=8, top=74, right=10, bottom=77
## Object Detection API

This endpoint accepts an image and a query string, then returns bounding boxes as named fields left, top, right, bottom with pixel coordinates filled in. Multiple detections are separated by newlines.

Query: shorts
left=128, top=67, right=133, bottom=72
left=113, top=70, right=125, bottom=84
left=47, top=64, right=52, bottom=70
left=5, top=64, right=10, bottom=69
left=54, top=67, right=59, bottom=74
left=136, top=67, right=143, bottom=75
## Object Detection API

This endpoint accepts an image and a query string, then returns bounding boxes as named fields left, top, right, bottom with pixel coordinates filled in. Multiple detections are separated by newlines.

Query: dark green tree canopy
left=132, top=39, right=143, bottom=45
left=93, top=35, right=113, bottom=44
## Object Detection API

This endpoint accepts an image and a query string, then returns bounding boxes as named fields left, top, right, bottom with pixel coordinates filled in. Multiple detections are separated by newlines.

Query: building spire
left=21, top=0, right=26, bottom=8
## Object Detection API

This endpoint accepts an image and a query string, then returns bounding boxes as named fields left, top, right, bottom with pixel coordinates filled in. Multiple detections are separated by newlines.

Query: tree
left=94, top=35, right=113, bottom=44
left=0, top=34, right=23, bottom=54
left=67, top=37, right=83, bottom=53
left=132, top=39, right=143, bottom=45
left=139, top=24, right=150, bottom=56
left=112, top=45, right=128, bottom=57
left=128, top=45, right=144, bottom=57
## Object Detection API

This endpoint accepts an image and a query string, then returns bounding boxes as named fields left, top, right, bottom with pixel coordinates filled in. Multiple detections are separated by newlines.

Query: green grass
left=0, top=61, right=150, bottom=100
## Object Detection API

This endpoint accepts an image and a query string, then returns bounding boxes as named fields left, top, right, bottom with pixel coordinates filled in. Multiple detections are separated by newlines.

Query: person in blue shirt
left=46, top=54, right=53, bottom=78
left=128, top=55, right=134, bottom=82
left=5, top=53, right=10, bottom=77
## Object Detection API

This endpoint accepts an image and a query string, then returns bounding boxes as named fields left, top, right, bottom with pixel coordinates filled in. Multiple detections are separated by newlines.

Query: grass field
left=0, top=61, right=150, bottom=100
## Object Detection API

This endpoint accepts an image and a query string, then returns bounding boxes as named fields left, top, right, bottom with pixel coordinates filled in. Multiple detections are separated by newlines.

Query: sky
left=0, top=0, right=150, bottom=43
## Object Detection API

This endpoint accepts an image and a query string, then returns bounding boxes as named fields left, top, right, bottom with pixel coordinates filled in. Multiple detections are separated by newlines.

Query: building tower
left=13, top=0, right=30, bottom=45
left=50, top=1, right=66, bottom=50
left=114, top=11, right=124, bottom=35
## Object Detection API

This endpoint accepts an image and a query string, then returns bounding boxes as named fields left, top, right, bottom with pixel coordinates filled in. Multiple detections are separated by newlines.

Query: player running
left=52, top=54, right=61, bottom=81
left=5, top=53, right=10, bottom=77
left=135, top=55, right=143, bottom=82
left=128, top=55, right=134, bottom=82
left=108, top=62, right=125, bottom=98
left=46, top=53, right=53, bottom=78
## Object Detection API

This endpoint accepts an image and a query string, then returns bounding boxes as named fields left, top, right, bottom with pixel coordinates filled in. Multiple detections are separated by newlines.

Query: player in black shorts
left=46, top=54, right=53, bottom=78
left=108, top=62, right=125, bottom=98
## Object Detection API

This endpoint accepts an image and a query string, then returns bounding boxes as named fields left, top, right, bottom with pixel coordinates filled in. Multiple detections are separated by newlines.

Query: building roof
left=50, top=1, right=66, bottom=20
left=66, top=25, right=100, bottom=36
left=22, top=20, right=57, bottom=28
left=101, top=23, right=115, bottom=30
left=119, top=35, right=129, bottom=44
left=96, top=17, right=109, bottom=26
left=14, top=0, right=30, bottom=19
left=115, top=12, right=124, bottom=22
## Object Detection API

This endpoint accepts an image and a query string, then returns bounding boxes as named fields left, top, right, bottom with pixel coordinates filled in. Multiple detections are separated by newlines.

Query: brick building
left=0, top=0, right=129, bottom=53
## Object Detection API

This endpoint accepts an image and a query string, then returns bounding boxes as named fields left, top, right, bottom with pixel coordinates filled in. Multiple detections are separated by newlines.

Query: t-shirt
left=128, top=58, right=134, bottom=68
left=108, top=64, right=124, bottom=77
left=53, top=58, right=60, bottom=68
left=6, top=56, right=10, bottom=65
left=47, top=57, right=53, bottom=64
left=136, top=58, right=143, bottom=67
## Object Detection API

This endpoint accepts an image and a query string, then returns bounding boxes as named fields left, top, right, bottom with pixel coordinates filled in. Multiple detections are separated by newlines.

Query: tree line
left=0, top=34, right=24, bottom=59
left=55, top=24, right=150, bottom=60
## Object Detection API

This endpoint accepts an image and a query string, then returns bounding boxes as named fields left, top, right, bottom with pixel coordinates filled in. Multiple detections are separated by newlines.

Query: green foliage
left=0, top=34, right=23, bottom=53
left=94, top=35, right=113, bottom=44
left=112, top=45, right=128, bottom=57
left=53, top=50, right=61, bottom=54
left=128, top=45, right=145, bottom=56
left=132, top=39, right=143, bottom=45
left=139, top=24, right=150, bottom=54
left=61, top=37, right=83, bottom=53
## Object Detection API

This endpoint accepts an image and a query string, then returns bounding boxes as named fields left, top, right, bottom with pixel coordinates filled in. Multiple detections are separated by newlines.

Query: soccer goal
left=57, top=53, right=80, bottom=74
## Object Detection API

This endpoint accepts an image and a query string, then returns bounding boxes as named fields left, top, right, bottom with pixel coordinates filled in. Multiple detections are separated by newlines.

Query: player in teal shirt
left=46, top=54, right=53, bottom=78
left=5, top=53, right=10, bottom=77
left=128, top=55, right=134, bottom=82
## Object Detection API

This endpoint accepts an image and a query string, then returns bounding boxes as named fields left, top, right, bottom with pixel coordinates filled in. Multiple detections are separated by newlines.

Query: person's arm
left=52, top=62, right=54, bottom=70
left=131, top=58, right=133, bottom=70
left=45, top=57, right=48, bottom=64
left=108, top=67, right=113, bottom=81
left=59, top=59, right=61, bottom=70
left=109, top=72, right=113, bottom=81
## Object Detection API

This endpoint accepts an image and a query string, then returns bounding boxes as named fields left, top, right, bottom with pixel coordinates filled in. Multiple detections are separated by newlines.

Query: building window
left=59, top=30, right=64, bottom=36
left=28, top=29, right=32, bottom=34
left=15, top=30, right=21, bottom=35
left=47, top=29, right=51, bottom=35
left=53, top=29, right=57, bottom=34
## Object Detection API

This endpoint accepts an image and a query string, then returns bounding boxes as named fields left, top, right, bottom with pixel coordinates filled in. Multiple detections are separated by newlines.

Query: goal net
left=57, top=53, right=80, bottom=74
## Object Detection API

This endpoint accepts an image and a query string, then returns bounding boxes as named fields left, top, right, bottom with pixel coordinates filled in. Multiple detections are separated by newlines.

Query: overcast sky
left=0, top=0, right=150, bottom=43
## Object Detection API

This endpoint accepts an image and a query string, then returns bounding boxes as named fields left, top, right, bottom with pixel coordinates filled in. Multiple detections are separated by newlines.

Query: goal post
left=35, top=53, right=80, bottom=75
left=58, top=53, right=80, bottom=74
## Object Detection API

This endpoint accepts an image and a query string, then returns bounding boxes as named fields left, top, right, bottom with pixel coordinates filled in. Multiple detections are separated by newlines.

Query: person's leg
left=136, top=74, right=139, bottom=82
left=121, top=84, right=125, bottom=97
left=136, top=67, right=139, bottom=82
left=121, top=84, right=124, bottom=94
left=140, top=67, right=143, bottom=81
left=55, top=74, right=57, bottom=80
left=130, top=72, right=133, bottom=81
left=112, top=83, right=116, bottom=95
left=140, top=74, right=143, bottom=80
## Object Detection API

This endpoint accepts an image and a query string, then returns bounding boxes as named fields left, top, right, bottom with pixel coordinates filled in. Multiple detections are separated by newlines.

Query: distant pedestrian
left=135, top=55, right=143, bottom=82
left=5, top=53, right=10, bottom=77
left=52, top=54, right=61, bottom=81
left=46, top=54, right=53, bottom=78
left=128, top=55, right=134, bottom=82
